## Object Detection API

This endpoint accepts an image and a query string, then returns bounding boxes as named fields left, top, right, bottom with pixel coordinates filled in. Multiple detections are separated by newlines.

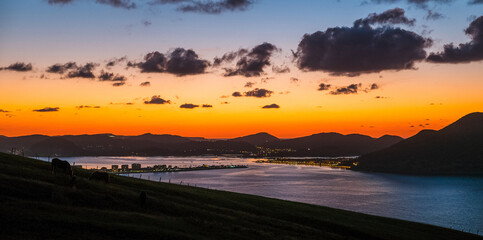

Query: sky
left=0, top=0, right=482, bottom=138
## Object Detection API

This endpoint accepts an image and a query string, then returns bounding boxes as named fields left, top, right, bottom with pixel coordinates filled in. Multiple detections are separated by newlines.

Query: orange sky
left=1, top=61, right=482, bottom=139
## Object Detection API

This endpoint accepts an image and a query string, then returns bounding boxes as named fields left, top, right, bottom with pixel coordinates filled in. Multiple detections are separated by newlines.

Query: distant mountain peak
left=230, top=132, right=279, bottom=146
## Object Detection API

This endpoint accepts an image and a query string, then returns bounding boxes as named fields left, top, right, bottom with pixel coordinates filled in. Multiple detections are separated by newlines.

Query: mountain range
left=0, top=131, right=403, bottom=157
left=354, top=112, right=483, bottom=175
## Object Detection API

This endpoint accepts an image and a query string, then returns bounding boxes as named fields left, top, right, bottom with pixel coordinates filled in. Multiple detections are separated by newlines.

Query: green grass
left=0, top=152, right=480, bottom=240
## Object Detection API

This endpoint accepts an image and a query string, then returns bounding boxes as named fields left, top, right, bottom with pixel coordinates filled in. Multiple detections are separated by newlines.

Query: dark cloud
left=46, top=62, right=77, bottom=74
left=144, top=95, right=171, bottom=104
left=213, top=49, right=248, bottom=66
left=368, top=0, right=453, bottom=9
left=469, top=0, right=483, bottom=4
left=142, top=20, right=152, bottom=27
left=0, top=109, right=10, bottom=113
left=48, top=0, right=74, bottom=4
left=180, top=103, right=199, bottom=109
left=294, top=13, right=431, bottom=76
left=427, top=16, right=483, bottom=63
left=33, top=107, right=59, bottom=112
left=140, top=81, right=151, bottom=87
left=221, top=101, right=230, bottom=104
left=260, top=77, right=273, bottom=83
left=424, top=10, right=444, bottom=20
left=175, top=0, right=254, bottom=14
left=202, top=104, right=213, bottom=108
left=224, top=42, right=279, bottom=77
left=353, top=8, right=415, bottom=28
left=48, top=0, right=136, bottom=9
left=232, top=91, right=243, bottom=97
left=67, top=63, right=97, bottom=78
left=262, top=104, right=280, bottom=109
left=244, top=88, right=273, bottom=98
left=98, top=70, right=126, bottom=86
left=0, top=62, right=33, bottom=72
left=244, top=81, right=256, bottom=88
left=133, top=48, right=210, bottom=76
left=106, top=57, right=127, bottom=68
left=76, top=105, right=101, bottom=109
left=272, top=65, right=290, bottom=74
left=318, top=83, right=332, bottom=91
left=370, top=83, right=379, bottom=89
left=112, top=82, right=126, bottom=87
left=290, top=77, right=299, bottom=83
left=330, top=84, right=361, bottom=95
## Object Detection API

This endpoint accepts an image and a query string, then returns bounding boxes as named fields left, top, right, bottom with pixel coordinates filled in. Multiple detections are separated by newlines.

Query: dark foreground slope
left=355, top=112, right=483, bottom=175
left=0, top=153, right=479, bottom=240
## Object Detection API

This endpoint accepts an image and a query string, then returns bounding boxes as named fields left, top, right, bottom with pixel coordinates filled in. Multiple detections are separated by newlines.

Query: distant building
left=100, top=167, right=108, bottom=171
left=111, top=165, right=119, bottom=170
left=121, top=165, right=129, bottom=171
left=132, top=163, right=141, bottom=170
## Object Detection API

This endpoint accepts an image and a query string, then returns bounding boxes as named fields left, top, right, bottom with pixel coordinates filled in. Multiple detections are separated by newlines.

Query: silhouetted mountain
left=355, top=112, right=483, bottom=175
left=0, top=134, right=50, bottom=153
left=0, top=132, right=404, bottom=157
left=230, top=132, right=279, bottom=146
left=29, top=137, right=84, bottom=156
left=263, top=133, right=403, bottom=157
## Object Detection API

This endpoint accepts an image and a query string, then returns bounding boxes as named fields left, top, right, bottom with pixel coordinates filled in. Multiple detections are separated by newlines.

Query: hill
left=263, top=133, right=403, bottom=157
left=230, top=132, right=279, bottom=146
left=0, top=132, right=403, bottom=157
left=0, top=152, right=479, bottom=240
left=355, top=112, right=483, bottom=175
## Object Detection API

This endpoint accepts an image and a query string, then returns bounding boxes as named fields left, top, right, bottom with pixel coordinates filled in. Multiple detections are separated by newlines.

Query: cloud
left=48, top=0, right=136, bottom=9
left=152, top=0, right=255, bottom=14
left=368, top=0, right=454, bottom=9
left=132, top=48, right=210, bottom=76
left=294, top=11, right=431, bottom=76
left=330, top=84, right=361, bottom=95
left=142, top=20, right=152, bottom=27
left=370, top=83, right=379, bottom=90
left=76, top=105, right=101, bottom=109
left=33, top=107, right=59, bottom=112
left=262, top=104, right=280, bottom=109
left=0, top=62, right=33, bottom=72
left=213, top=49, right=248, bottom=66
left=140, top=81, right=151, bottom=87
left=202, top=104, right=213, bottom=108
left=112, top=82, right=126, bottom=87
left=67, top=63, right=97, bottom=78
left=46, top=62, right=77, bottom=74
left=290, top=77, right=299, bottom=84
left=318, top=83, right=332, bottom=91
left=244, top=88, right=273, bottom=98
left=353, top=8, right=415, bottom=27
left=106, top=57, right=127, bottom=68
left=223, top=42, right=279, bottom=77
left=97, top=71, right=127, bottom=86
left=244, top=81, right=256, bottom=88
left=424, top=10, right=444, bottom=20
left=180, top=103, right=199, bottom=109
left=469, top=0, right=483, bottom=4
left=272, top=65, right=290, bottom=74
left=144, top=95, right=171, bottom=104
left=232, top=91, right=243, bottom=97
left=427, top=16, right=483, bottom=63
left=0, top=109, right=10, bottom=113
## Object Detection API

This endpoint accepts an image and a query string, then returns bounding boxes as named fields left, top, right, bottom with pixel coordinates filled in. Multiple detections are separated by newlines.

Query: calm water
left=42, top=156, right=483, bottom=234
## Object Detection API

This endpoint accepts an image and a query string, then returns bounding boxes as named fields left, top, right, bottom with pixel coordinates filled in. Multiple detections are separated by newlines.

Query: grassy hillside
left=0, top=153, right=480, bottom=240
